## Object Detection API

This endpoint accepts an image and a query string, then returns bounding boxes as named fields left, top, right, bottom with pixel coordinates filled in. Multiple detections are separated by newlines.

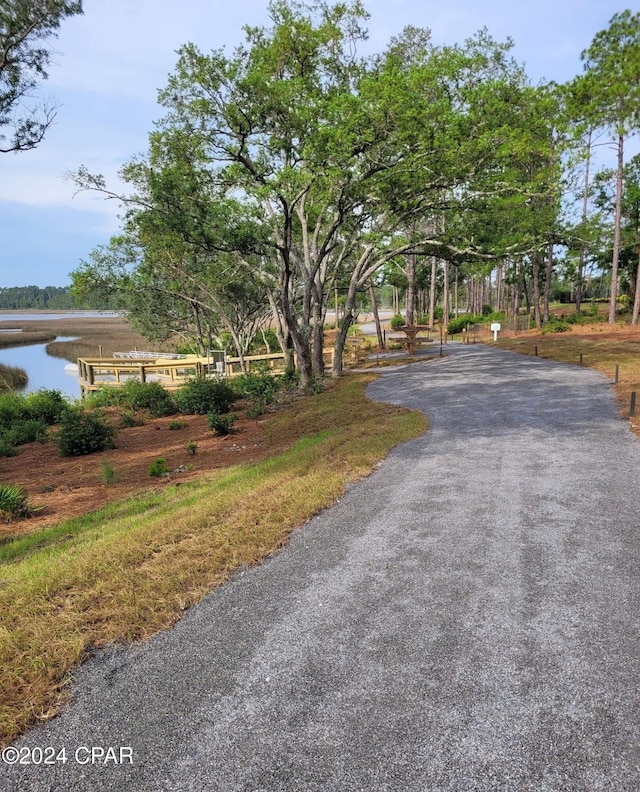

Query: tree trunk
left=428, top=257, right=437, bottom=329
left=191, top=302, right=206, bottom=356
left=442, top=259, right=449, bottom=341
left=543, top=242, right=553, bottom=323
left=632, top=253, right=640, bottom=326
left=280, top=258, right=313, bottom=388
left=406, top=252, right=416, bottom=326
left=332, top=281, right=360, bottom=377
left=369, top=281, right=385, bottom=348
left=311, top=293, right=325, bottom=377
left=532, top=254, right=542, bottom=330
left=577, top=130, right=592, bottom=313
left=609, top=133, right=624, bottom=324
left=454, top=267, right=459, bottom=317
left=494, top=263, right=502, bottom=313
left=514, top=260, right=523, bottom=318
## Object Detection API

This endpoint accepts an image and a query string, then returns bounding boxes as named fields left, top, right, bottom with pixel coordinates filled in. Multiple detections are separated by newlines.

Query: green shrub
left=541, top=319, right=570, bottom=334
left=448, top=316, right=477, bottom=335
left=148, top=457, right=169, bottom=477
left=0, top=438, right=17, bottom=457
left=100, top=460, right=120, bottom=486
left=84, top=387, right=128, bottom=408
left=175, top=378, right=237, bottom=415
left=1, top=418, right=49, bottom=447
left=119, top=410, right=144, bottom=428
left=235, top=370, right=279, bottom=403
left=448, top=311, right=505, bottom=335
left=55, top=408, right=116, bottom=457
left=119, top=381, right=177, bottom=417
left=390, top=314, right=405, bottom=329
left=168, top=419, right=187, bottom=430
left=0, top=484, right=37, bottom=520
left=0, top=392, right=28, bottom=430
left=23, top=389, right=69, bottom=425
left=207, top=412, right=238, bottom=435
left=186, top=441, right=198, bottom=455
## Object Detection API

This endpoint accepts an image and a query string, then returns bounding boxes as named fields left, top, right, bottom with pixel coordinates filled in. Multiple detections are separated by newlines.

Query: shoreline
left=0, top=315, right=149, bottom=361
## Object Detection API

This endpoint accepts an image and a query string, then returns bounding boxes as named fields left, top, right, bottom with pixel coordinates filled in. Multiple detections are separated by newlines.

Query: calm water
left=0, top=311, right=120, bottom=399
left=0, top=339, right=81, bottom=399
left=0, top=311, right=119, bottom=322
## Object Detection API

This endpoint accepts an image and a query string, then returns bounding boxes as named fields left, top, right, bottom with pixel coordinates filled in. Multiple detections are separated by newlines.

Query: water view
left=0, top=339, right=80, bottom=399
left=0, top=311, right=119, bottom=323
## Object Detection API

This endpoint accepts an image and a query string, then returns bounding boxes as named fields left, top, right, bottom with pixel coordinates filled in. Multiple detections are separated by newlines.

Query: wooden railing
left=76, top=356, right=211, bottom=395
left=77, top=341, right=368, bottom=395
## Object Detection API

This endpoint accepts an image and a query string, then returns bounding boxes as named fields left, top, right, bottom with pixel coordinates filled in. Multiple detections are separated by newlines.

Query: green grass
left=0, top=374, right=427, bottom=747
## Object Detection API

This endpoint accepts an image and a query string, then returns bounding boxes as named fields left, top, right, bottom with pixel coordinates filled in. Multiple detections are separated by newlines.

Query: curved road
left=3, top=344, right=640, bottom=791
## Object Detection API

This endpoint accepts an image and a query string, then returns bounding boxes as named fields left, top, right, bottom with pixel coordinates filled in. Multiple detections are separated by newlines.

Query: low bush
left=235, top=370, right=279, bottom=403
left=541, top=319, right=570, bottom=334
left=174, top=378, right=237, bottom=415
left=148, top=457, right=169, bottom=477
left=119, top=381, right=177, bottom=417
left=23, top=389, right=69, bottom=425
left=100, top=460, right=120, bottom=486
left=0, top=484, right=37, bottom=521
left=389, top=314, right=405, bottom=329
left=0, top=392, right=28, bottom=430
left=0, top=438, right=17, bottom=457
left=207, top=412, right=238, bottom=436
left=1, top=418, right=49, bottom=447
left=119, top=410, right=144, bottom=428
left=55, top=408, right=117, bottom=457
left=0, top=390, right=68, bottom=456
left=84, top=387, right=128, bottom=408
left=448, top=311, right=505, bottom=335
left=168, top=419, right=187, bottom=430
left=448, top=316, right=477, bottom=335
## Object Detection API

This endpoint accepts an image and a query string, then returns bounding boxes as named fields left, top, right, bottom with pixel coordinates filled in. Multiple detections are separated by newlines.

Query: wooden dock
left=77, top=351, right=293, bottom=395
left=77, top=342, right=367, bottom=396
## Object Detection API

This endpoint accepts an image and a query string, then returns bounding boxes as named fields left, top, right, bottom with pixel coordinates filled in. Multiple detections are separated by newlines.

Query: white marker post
left=491, top=322, right=501, bottom=341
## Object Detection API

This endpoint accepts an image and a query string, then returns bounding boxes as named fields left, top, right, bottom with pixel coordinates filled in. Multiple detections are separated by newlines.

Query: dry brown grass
left=0, top=374, right=427, bottom=747
left=0, top=316, right=153, bottom=362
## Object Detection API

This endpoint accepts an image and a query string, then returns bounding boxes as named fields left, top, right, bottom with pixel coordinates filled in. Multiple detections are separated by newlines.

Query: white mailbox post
left=491, top=322, right=501, bottom=341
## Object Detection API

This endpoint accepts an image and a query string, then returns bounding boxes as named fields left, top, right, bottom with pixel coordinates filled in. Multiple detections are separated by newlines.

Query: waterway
left=0, top=311, right=120, bottom=399
left=0, top=339, right=80, bottom=399
left=0, top=311, right=119, bottom=322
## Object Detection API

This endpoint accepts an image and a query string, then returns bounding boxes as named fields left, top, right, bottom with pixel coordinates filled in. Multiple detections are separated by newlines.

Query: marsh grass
left=0, top=374, right=427, bottom=747
left=0, top=332, right=55, bottom=350
left=0, top=316, right=151, bottom=362
left=0, top=363, right=28, bottom=392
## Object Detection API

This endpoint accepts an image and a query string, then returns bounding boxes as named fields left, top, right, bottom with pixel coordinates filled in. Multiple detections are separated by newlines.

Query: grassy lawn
left=0, top=374, right=427, bottom=747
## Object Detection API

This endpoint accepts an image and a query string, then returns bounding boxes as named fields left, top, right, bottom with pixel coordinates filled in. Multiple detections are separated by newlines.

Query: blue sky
left=0, top=0, right=632, bottom=288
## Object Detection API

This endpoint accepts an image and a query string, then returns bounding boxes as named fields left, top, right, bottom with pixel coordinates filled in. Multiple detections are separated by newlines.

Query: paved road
left=3, top=344, right=640, bottom=791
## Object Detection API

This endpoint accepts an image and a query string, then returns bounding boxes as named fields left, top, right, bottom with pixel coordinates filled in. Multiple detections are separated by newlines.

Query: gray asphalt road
left=3, top=344, right=640, bottom=791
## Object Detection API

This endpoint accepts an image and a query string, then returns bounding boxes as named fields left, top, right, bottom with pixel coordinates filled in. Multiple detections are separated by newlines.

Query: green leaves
left=0, top=1, right=83, bottom=152
left=577, top=10, right=640, bottom=135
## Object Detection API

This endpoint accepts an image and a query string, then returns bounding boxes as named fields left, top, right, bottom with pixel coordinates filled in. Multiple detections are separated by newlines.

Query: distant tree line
left=0, top=285, right=112, bottom=310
